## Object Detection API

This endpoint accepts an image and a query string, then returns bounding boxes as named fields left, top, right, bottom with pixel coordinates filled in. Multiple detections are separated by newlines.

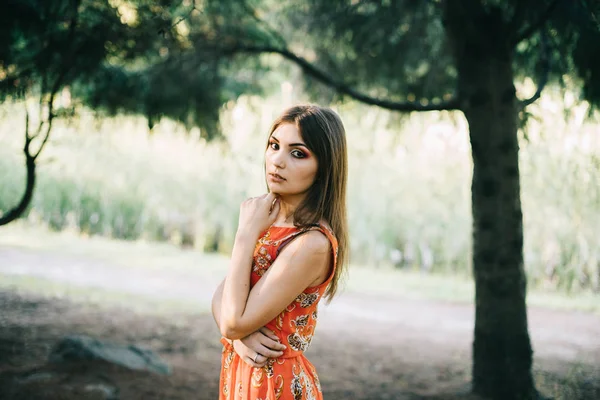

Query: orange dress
left=219, top=223, right=338, bottom=400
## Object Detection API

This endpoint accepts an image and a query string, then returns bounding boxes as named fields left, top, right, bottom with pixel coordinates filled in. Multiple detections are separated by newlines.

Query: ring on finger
left=253, top=353, right=259, bottom=363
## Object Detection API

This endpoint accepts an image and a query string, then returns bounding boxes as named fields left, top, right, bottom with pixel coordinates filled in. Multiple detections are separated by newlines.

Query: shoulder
left=273, top=227, right=332, bottom=282
left=303, top=229, right=332, bottom=253
left=314, top=221, right=337, bottom=247
left=279, top=228, right=331, bottom=261
left=288, top=229, right=330, bottom=254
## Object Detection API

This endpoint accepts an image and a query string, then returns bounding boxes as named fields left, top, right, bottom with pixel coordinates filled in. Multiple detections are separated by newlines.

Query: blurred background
left=1, top=1, right=599, bottom=399
left=2, top=84, right=599, bottom=292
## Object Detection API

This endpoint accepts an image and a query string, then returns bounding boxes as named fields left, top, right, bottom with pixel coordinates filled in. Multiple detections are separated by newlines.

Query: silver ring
left=253, top=353, right=259, bottom=363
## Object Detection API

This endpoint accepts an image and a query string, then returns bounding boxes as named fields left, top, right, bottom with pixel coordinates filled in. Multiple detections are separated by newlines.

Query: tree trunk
left=444, top=2, right=536, bottom=399
left=0, top=154, right=36, bottom=226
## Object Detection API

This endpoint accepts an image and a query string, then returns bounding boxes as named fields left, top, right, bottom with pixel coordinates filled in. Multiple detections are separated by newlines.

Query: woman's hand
left=236, top=193, right=280, bottom=240
left=233, top=327, right=286, bottom=368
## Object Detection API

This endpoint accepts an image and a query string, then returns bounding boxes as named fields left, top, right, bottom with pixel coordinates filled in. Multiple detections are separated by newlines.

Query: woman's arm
left=212, top=278, right=286, bottom=366
left=219, top=229, right=330, bottom=340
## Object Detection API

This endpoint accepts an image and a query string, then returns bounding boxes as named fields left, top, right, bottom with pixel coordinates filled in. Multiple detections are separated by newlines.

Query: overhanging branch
left=221, top=44, right=460, bottom=112
left=520, top=30, right=550, bottom=107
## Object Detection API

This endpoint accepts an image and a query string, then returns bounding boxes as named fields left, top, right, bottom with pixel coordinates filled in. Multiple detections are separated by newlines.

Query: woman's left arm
left=220, top=195, right=330, bottom=340
left=220, top=229, right=330, bottom=340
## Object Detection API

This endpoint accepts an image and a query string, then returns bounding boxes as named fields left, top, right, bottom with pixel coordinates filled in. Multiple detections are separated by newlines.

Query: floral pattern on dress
left=290, top=365, right=317, bottom=400
left=264, top=358, right=275, bottom=378
left=309, top=364, right=321, bottom=393
left=295, top=290, right=319, bottom=308
left=287, top=332, right=312, bottom=352
left=219, top=224, right=338, bottom=400
left=253, top=246, right=272, bottom=276
left=252, top=367, right=265, bottom=388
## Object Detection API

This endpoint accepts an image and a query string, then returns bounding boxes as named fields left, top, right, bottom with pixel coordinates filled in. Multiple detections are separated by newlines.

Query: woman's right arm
left=212, top=279, right=286, bottom=367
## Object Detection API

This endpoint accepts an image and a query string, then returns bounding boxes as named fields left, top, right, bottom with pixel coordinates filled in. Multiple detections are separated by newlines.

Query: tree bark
left=444, top=2, right=536, bottom=399
left=0, top=154, right=36, bottom=226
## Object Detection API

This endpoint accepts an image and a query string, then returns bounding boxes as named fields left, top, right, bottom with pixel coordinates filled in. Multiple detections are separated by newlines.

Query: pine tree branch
left=513, top=0, right=559, bottom=45
left=239, top=0, right=287, bottom=48
left=30, top=0, right=80, bottom=153
left=171, top=0, right=197, bottom=30
left=220, top=44, right=460, bottom=112
left=510, top=0, right=534, bottom=35
left=579, top=0, right=600, bottom=31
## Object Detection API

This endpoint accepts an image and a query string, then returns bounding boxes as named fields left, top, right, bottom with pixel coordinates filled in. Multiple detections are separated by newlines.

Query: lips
left=268, top=173, right=286, bottom=184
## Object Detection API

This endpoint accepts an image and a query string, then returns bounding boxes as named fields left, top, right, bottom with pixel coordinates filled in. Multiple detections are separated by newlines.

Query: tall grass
left=0, top=90, right=598, bottom=293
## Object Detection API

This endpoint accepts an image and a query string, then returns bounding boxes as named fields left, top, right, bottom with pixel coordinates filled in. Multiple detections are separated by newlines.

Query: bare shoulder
left=273, top=228, right=332, bottom=286
left=280, top=229, right=331, bottom=259
left=301, top=229, right=331, bottom=254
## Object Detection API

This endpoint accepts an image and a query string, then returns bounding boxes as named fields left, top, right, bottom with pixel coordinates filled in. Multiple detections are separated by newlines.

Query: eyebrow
left=270, top=135, right=309, bottom=149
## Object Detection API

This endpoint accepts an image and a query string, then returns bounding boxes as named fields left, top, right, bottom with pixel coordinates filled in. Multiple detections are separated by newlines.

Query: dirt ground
left=0, top=289, right=598, bottom=400
left=0, top=244, right=599, bottom=399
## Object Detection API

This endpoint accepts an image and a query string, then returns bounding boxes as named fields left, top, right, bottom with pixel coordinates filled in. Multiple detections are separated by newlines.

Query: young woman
left=211, top=104, right=349, bottom=399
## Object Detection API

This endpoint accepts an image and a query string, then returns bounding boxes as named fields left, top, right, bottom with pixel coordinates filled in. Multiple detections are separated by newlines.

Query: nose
left=269, top=149, right=285, bottom=170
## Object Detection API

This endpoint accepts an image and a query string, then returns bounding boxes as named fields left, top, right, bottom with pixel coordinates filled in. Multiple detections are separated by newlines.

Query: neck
left=272, top=194, right=304, bottom=226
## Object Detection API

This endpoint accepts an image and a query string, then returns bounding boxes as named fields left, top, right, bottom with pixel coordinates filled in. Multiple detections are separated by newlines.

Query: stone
left=49, top=334, right=171, bottom=375
left=16, top=372, right=55, bottom=384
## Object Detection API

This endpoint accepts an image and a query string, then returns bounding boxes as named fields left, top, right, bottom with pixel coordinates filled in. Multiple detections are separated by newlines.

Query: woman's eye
left=269, top=142, right=279, bottom=150
left=291, top=149, right=305, bottom=158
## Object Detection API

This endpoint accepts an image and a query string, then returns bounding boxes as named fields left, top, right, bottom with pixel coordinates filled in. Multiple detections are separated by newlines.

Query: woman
left=211, top=104, right=348, bottom=399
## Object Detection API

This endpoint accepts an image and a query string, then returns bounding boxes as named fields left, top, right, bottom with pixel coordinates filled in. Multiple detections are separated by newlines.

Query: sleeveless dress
left=219, top=223, right=338, bottom=400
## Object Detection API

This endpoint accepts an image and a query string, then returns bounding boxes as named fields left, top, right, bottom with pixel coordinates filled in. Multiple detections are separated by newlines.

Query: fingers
left=268, top=196, right=277, bottom=213
left=256, top=343, right=284, bottom=359
left=259, top=327, right=279, bottom=340
left=244, top=355, right=265, bottom=368
left=269, top=196, right=280, bottom=216
left=246, top=193, right=279, bottom=208
left=244, top=354, right=268, bottom=368
left=258, top=327, right=286, bottom=351
left=252, top=193, right=279, bottom=215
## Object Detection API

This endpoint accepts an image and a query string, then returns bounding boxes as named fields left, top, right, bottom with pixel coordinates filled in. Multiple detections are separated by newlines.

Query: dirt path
left=1, top=245, right=599, bottom=399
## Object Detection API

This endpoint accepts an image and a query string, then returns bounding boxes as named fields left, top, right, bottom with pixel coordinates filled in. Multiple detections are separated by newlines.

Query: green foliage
left=4, top=0, right=599, bottom=133
left=207, top=0, right=600, bottom=111
left=1, top=0, right=127, bottom=99
left=0, top=0, right=271, bottom=137
left=2, top=0, right=599, bottom=294
left=1, top=95, right=598, bottom=293
left=294, top=0, right=454, bottom=101
left=512, top=1, right=600, bottom=109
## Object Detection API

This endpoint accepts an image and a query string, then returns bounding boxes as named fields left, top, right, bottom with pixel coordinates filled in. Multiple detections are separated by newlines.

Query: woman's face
left=265, top=123, right=318, bottom=198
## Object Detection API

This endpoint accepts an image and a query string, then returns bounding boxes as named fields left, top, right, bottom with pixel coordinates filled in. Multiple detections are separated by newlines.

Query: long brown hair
left=266, top=104, right=349, bottom=301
